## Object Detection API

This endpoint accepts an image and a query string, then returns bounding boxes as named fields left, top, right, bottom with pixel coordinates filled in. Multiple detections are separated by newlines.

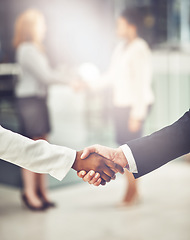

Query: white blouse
left=0, top=125, right=76, bottom=181
left=100, top=38, right=155, bottom=120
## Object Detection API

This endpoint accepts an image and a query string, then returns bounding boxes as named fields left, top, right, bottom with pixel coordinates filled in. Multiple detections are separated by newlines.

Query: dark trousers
left=113, top=106, right=144, bottom=145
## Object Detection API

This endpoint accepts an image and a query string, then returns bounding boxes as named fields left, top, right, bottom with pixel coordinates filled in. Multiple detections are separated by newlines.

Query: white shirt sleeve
left=120, top=144, right=138, bottom=173
left=0, top=125, right=76, bottom=181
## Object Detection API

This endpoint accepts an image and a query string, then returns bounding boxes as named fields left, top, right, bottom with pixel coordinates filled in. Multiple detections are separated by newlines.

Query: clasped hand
left=72, top=145, right=128, bottom=186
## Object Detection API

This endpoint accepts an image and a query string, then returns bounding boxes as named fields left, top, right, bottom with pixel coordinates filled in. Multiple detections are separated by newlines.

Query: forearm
left=0, top=126, right=76, bottom=180
left=127, top=110, right=190, bottom=178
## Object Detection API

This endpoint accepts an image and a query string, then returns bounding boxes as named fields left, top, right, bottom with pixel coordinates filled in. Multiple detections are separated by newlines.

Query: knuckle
left=97, top=166, right=102, bottom=172
left=111, top=172, right=115, bottom=178
left=107, top=178, right=111, bottom=182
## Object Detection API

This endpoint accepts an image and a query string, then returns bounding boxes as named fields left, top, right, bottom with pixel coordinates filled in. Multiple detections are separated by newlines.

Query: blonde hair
left=13, top=9, right=45, bottom=49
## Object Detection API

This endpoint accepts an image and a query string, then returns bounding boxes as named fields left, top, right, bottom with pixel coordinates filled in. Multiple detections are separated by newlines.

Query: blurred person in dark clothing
left=13, top=9, right=73, bottom=211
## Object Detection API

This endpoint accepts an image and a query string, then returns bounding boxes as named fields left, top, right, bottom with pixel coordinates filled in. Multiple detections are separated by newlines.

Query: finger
left=100, top=179, right=106, bottom=186
left=81, top=146, right=97, bottom=159
left=82, top=170, right=95, bottom=182
left=112, top=175, right=116, bottom=180
left=89, top=172, right=101, bottom=184
left=102, top=166, right=115, bottom=178
left=106, top=160, right=124, bottom=174
left=77, top=171, right=86, bottom=178
left=93, top=178, right=102, bottom=186
left=101, top=172, right=111, bottom=182
left=114, top=164, right=125, bottom=174
left=105, top=160, right=117, bottom=172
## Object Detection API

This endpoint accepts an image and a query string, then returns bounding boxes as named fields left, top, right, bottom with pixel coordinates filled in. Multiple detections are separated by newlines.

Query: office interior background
left=0, top=0, right=189, bottom=240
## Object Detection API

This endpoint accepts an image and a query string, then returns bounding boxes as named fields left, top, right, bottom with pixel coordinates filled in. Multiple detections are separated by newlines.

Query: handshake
left=72, top=145, right=128, bottom=186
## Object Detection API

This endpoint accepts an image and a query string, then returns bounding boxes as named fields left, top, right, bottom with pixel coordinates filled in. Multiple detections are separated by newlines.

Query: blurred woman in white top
left=13, top=9, right=67, bottom=211
left=111, top=8, right=154, bottom=205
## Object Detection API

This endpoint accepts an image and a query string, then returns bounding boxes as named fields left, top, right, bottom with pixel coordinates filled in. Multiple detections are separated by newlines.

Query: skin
left=77, top=145, right=127, bottom=186
left=35, top=16, right=46, bottom=43
left=117, top=17, right=137, bottom=42
left=128, top=117, right=142, bottom=132
left=72, top=150, right=124, bottom=185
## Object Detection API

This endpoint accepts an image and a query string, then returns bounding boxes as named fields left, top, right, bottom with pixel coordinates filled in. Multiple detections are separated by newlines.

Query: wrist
left=117, top=147, right=128, bottom=168
left=72, top=151, right=82, bottom=171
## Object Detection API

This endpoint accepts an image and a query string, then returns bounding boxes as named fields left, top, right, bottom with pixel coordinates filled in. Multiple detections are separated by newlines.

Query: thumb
left=81, top=146, right=97, bottom=159
left=77, top=170, right=86, bottom=178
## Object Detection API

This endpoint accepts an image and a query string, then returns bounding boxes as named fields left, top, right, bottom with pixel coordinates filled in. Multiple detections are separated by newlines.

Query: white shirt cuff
left=49, top=148, right=76, bottom=181
left=120, top=144, right=138, bottom=173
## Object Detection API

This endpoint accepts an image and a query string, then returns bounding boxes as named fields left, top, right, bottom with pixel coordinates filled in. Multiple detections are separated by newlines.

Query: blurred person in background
left=112, top=7, right=154, bottom=206
left=80, top=7, right=154, bottom=206
left=12, top=9, right=77, bottom=211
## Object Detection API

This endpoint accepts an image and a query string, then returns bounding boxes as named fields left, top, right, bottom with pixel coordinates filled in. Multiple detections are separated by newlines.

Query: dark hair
left=120, top=7, right=142, bottom=31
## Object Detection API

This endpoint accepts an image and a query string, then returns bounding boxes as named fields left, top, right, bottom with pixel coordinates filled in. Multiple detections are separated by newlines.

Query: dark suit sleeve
left=126, top=110, right=190, bottom=179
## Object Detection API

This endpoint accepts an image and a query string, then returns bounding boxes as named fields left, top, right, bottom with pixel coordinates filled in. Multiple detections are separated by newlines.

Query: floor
left=0, top=161, right=190, bottom=240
